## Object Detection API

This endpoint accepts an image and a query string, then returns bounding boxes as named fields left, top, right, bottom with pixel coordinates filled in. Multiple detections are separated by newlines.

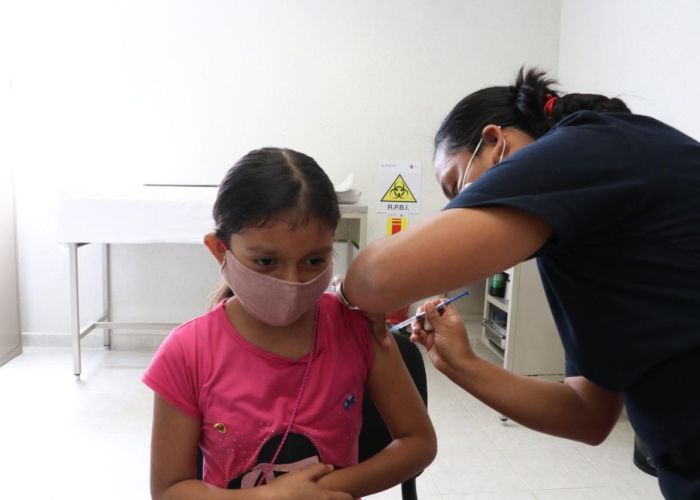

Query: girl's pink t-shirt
left=142, top=293, right=374, bottom=489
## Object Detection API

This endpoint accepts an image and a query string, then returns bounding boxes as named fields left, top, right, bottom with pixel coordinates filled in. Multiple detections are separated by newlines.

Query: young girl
left=143, top=147, right=436, bottom=499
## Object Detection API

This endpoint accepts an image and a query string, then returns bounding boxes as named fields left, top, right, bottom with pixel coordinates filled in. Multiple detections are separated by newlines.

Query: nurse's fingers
left=410, top=329, right=434, bottom=350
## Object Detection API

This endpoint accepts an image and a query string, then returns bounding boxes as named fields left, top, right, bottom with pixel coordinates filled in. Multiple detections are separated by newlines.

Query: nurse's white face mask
left=460, top=126, right=507, bottom=192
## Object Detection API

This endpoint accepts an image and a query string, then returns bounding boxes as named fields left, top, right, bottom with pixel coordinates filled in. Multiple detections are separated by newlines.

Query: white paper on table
left=334, top=174, right=361, bottom=204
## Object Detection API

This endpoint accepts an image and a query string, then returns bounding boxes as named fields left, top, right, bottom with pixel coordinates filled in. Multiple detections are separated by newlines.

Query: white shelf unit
left=481, top=259, right=564, bottom=379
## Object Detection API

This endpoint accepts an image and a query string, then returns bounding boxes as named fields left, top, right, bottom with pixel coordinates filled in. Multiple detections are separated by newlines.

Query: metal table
left=57, top=185, right=366, bottom=377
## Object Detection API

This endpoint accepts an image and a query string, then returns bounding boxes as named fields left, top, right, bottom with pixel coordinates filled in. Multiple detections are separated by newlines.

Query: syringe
left=389, top=289, right=470, bottom=333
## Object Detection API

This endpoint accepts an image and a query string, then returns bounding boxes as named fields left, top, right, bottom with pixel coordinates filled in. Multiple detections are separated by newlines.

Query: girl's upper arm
left=366, top=333, right=435, bottom=448
left=309, top=331, right=436, bottom=496
left=150, top=394, right=202, bottom=498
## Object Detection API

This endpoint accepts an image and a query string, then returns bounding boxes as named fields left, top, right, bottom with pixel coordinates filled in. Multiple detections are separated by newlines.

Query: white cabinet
left=0, top=168, right=22, bottom=367
left=481, top=259, right=564, bottom=378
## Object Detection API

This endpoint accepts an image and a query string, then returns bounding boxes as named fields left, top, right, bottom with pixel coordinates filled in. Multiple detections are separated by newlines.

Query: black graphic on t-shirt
left=228, top=432, right=327, bottom=489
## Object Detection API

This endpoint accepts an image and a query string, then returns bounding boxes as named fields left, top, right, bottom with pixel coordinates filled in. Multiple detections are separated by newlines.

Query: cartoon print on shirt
left=227, top=432, right=338, bottom=489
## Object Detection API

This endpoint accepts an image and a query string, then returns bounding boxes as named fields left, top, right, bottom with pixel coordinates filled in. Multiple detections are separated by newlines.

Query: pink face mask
left=221, top=250, right=333, bottom=326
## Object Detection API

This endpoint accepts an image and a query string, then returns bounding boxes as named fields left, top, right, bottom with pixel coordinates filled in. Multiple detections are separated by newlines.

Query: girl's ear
left=204, top=232, right=227, bottom=265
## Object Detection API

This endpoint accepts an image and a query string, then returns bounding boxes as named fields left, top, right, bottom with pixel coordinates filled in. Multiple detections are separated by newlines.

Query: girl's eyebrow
left=300, top=245, right=335, bottom=259
left=310, top=245, right=334, bottom=255
left=246, top=245, right=276, bottom=253
left=245, top=245, right=334, bottom=255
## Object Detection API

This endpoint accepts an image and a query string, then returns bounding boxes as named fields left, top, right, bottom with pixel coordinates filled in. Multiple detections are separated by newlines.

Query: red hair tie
left=544, top=93, right=558, bottom=120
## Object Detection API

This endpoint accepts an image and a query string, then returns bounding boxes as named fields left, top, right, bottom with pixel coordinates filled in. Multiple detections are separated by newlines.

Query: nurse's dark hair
left=210, top=147, right=340, bottom=306
left=434, top=66, right=631, bottom=152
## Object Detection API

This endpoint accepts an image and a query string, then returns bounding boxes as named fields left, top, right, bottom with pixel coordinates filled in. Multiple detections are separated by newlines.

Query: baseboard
left=0, top=345, right=23, bottom=367
left=22, top=330, right=167, bottom=351
left=463, top=314, right=484, bottom=340
left=462, top=313, right=483, bottom=323
left=22, top=314, right=485, bottom=350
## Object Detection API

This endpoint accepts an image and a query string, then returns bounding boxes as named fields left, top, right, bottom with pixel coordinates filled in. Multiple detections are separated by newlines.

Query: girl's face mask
left=221, top=250, right=333, bottom=327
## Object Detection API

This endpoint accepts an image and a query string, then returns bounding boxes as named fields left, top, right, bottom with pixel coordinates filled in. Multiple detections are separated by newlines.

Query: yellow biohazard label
left=386, top=216, right=408, bottom=236
left=380, top=175, right=417, bottom=203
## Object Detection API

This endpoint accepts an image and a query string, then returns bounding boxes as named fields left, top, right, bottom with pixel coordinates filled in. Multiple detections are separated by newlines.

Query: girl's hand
left=410, top=298, right=475, bottom=373
left=266, top=464, right=352, bottom=500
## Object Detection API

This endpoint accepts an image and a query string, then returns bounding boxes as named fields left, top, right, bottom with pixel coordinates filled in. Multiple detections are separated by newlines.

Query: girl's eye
left=306, top=257, right=327, bottom=266
left=254, top=258, right=275, bottom=267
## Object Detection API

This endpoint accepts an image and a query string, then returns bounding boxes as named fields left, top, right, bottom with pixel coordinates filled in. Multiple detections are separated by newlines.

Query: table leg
left=358, top=214, right=367, bottom=251
left=102, top=244, right=112, bottom=349
left=69, top=243, right=81, bottom=378
left=346, top=239, right=354, bottom=273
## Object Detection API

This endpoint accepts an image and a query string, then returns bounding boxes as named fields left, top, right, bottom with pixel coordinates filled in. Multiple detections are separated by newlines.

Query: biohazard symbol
left=380, top=175, right=417, bottom=203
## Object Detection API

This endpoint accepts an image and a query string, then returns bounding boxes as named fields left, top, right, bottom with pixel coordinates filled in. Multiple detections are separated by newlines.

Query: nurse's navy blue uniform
left=447, top=111, right=700, bottom=498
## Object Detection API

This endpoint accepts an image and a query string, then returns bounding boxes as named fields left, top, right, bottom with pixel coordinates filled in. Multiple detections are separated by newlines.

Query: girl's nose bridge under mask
left=460, top=127, right=507, bottom=193
left=220, top=250, right=333, bottom=326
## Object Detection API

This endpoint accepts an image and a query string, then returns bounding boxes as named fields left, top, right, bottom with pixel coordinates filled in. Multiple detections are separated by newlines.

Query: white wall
left=559, top=0, right=700, bottom=140
left=7, top=0, right=562, bottom=336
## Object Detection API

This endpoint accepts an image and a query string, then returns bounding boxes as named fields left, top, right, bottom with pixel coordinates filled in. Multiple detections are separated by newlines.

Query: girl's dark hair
left=434, top=66, right=631, bottom=153
left=210, top=147, right=340, bottom=306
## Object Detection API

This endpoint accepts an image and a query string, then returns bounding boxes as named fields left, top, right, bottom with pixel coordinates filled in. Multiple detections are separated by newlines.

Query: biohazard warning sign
left=378, top=162, right=421, bottom=214
left=381, top=175, right=417, bottom=203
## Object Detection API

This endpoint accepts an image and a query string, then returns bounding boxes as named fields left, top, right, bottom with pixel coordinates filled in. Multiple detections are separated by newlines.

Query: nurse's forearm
left=442, top=356, right=623, bottom=446
left=343, top=242, right=397, bottom=313
left=344, top=207, right=551, bottom=314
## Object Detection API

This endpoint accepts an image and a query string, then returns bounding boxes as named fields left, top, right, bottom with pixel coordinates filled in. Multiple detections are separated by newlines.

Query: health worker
left=338, top=67, right=700, bottom=499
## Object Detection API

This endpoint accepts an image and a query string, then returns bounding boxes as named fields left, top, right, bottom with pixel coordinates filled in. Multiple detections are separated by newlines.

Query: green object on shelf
left=489, top=272, right=508, bottom=298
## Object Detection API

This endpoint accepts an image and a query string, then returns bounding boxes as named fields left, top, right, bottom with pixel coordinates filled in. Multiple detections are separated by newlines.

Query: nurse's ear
left=204, top=232, right=228, bottom=265
left=481, top=124, right=507, bottom=165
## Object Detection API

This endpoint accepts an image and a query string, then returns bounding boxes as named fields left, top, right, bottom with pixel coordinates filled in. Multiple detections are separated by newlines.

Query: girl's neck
left=224, top=298, right=316, bottom=360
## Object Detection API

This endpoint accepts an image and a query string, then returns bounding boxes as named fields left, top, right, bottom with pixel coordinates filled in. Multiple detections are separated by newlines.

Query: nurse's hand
left=410, top=299, right=475, bottom=373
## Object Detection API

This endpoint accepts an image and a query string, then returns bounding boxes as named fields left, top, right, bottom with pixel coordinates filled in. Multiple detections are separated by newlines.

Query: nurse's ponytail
left=435, top=66, right=631, bottom=153
left=517, top=68, right=631, bottom=124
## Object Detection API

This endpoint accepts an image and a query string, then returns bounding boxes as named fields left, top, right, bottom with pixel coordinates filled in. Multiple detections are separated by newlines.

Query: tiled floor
left=0, top=337, right=663, bottom=500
